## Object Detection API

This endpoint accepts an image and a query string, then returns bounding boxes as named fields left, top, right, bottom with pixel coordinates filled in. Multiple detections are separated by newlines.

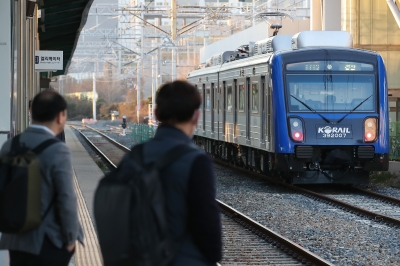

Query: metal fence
left=390, top=122, right=400, bottom=160
left=130, top=123, right=156, bottom=143
left=129, top=122, right=400, bottom=159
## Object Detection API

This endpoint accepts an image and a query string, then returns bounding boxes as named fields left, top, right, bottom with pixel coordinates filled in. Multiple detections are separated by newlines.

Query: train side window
left=227, top=85, right=233, bottom=112
left=206, top=88, right=210, bottom=110
left=214, top=86, right=218, bottom=110
left=239, top=84, right=245, bottom=112
left=252, top=83, right=259, bottom=113
left=198, top=88, right=203, bottom=109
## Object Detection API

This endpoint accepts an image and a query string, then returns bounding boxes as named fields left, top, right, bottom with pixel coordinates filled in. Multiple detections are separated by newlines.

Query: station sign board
left=35, top=50, right=63, bottom=71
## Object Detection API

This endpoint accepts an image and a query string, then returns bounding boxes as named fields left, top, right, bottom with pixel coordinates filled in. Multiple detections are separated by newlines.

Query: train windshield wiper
left=290, top=95, right=331, bottom=124
left=336, top=95, right=373, bottom=124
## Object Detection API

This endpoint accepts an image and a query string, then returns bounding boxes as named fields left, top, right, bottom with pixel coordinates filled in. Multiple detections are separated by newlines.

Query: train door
left=202, top=84, right=206, bottom=134
left=205, top=84, right=211, bottom=138
left=234, top=79, right=238, bottom=141
left=216, top=83, right=221, bottom=140
left=222, top=82, right=226, bottom=140
left=266, top=74, right=272, bottom=147
left=246, top=77, right=251, bottom=143
left=249, top=76, right=261, bottom=147
left=260, top=76, right=266, bottom=145
left=225, top=81, right=234, bottom=142
left=237, top=78, right=246, bottom=144
left=196, top=85, right=201, bottom=134
left=211, top=83, right=215, bottom=138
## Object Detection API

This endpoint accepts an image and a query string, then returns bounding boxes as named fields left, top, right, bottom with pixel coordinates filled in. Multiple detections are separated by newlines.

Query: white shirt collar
left=29, top=124, right=56, bottom=136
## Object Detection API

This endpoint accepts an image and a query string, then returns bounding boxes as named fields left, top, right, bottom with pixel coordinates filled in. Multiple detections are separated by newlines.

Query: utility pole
left=118, top=50, right=121, bottom=74
left=171, top=0, right=177, bottom=81
left=58, top=76, right=63, bottom=95
left=156, top=42, right=160, bottom=90
left=92, top=71, right=97, bottom=120
left=151, top=40, right=156, bottom=124
left=136, top=12, right=145, bottom=123
left=252, top=0, right=255, bottom=26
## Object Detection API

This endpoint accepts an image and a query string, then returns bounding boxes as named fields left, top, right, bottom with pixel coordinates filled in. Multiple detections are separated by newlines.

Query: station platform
left=65, top=125, right=103, bottom=265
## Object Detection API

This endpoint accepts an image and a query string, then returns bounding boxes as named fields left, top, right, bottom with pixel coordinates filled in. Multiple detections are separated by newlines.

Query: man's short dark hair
left=31, top=90, right=67, bottom=122
left=156, top=80, right=201, bottom=124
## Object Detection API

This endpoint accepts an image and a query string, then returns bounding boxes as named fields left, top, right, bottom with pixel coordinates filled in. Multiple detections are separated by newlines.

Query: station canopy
left=38, top=0, right=94, bottom=76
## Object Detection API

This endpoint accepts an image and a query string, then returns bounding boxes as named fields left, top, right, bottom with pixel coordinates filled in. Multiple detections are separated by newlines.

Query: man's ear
left=56, top=110, right=66, bottom=124
left=154, top=107, right=159, bottom=121
left=192, top=109, right=200, bottom=124
left=55, top=112, right=62, bottom=124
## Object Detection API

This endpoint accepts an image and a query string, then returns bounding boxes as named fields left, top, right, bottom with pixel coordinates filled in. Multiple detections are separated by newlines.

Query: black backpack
left=94, top=143, right=196, bottom=266
left=0, top=135, right=59, bottom=234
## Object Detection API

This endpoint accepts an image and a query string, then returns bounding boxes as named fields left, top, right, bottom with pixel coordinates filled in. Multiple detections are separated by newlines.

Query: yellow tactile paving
left=73, top=173, right=103, bottom=266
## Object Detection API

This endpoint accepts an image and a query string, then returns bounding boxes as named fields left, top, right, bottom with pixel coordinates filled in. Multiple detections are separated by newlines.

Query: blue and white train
left=187, top=31, right=389, bottom=184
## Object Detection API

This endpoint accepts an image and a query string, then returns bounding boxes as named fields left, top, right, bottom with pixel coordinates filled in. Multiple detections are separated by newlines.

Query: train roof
left=188, top=53, right=271, bottom=78
left=275, top=46, right=380, bottom=57
left=187, top=31, right=383, bottom=78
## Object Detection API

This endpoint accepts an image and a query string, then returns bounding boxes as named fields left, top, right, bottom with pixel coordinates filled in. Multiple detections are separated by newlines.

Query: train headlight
left=289, top=117, right=304, bottom=142
left=293, top=131, right=303, bottom=141
left=364, top=117, right=377, bottom=142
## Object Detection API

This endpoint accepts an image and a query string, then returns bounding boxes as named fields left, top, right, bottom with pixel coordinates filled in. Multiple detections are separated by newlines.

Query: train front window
left=286, top=74, right=376, bottom=112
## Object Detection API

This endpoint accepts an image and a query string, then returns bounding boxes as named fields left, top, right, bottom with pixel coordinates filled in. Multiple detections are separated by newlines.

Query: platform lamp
left=26, top=0, right=37, bottom=19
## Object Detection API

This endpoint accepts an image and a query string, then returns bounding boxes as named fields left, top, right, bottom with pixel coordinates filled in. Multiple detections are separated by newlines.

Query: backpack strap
left=32, top=138, right=60, bottom=154
left=31, top=138, right=60, bottom=221
left=154, top=144, right=197, bottom=170
left=129, top=143, right=197, bottom=170
left=10, top=134, right=21, bottom=151
left=129, top=143, right=145, bottom=164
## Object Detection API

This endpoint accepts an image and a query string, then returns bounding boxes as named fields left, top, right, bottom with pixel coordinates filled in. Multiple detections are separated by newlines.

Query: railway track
left=215, top=159, right=400, bottom=229
left=69, top=124, right=332, bottom=266
left=69, top=124, right=129, bottom=167
left=304, top=185, right=400, bottom=224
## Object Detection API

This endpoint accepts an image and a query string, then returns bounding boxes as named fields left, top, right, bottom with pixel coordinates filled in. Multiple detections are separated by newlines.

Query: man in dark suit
left=142, top=81, right=222, bottom=265
left=0, top=90, right=83, bottom=266
left=56, top=130, right=66, bottom=142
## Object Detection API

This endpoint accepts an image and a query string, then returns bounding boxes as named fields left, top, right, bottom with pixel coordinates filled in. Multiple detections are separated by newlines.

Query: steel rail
left=290, top=185, right=400, bottom=227
left=350, top=186, right=400, bottom=206
left=214, top=158, right=400, bottom=228
left=217, top=200, right=333, bottom=266
left=69, top=125, right=116, bottom=168
left=80, top=124, right=131, bottom=152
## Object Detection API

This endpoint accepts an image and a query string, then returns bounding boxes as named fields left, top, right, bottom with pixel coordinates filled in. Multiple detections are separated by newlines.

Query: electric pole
left=136, top=12, right=145, bottom=123
left=171, top=0, right=177, bottom=81
left=92, top=71, right=97, bottom=120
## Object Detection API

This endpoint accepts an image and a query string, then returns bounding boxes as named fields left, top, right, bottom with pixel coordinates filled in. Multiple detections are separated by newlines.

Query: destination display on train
left=286, top=61, right=374, bottom=71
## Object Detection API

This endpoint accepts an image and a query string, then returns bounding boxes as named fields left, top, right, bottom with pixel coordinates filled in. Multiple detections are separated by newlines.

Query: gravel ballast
left=214, top=164, right=400, bottom=266
left=83, top=120, right=137, bottom=149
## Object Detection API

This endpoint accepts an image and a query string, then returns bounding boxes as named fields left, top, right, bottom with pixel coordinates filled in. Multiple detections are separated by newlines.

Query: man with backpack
left=95, top=80, right=222, bottom=266
left=0, top=90, right=83, bottom=265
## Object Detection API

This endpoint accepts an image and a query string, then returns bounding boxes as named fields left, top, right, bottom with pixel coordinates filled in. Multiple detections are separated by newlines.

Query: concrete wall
left=0, top=0, right=12, bottom=146
left=310, top=0, right=322, bottom=30
left=322, top=0, right=341, bottom=30
left=200, top=19, right=310, bottom=63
